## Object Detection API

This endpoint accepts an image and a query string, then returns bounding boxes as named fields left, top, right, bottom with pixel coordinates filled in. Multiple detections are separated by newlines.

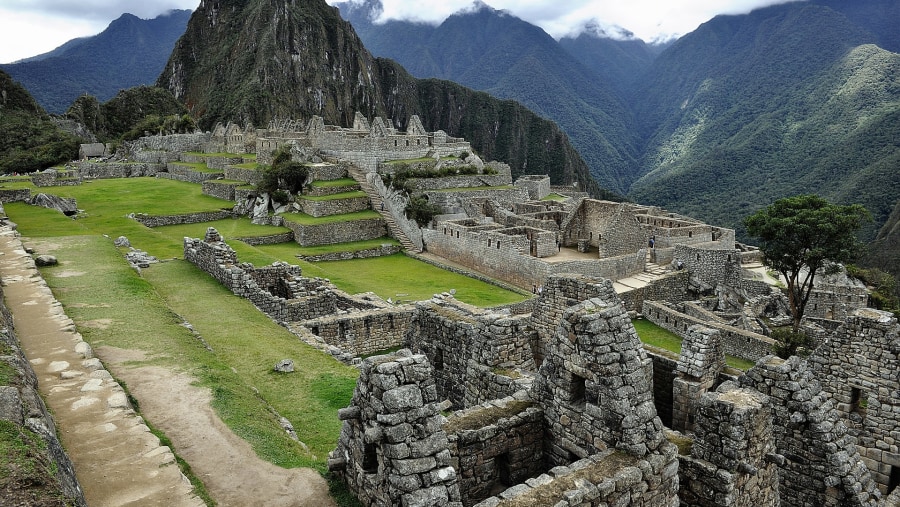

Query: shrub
left=257, top=146, right=308, bottom=195
left=404, top=195, right=441, bottom=227
left=771, top=328, right=813, bottom=359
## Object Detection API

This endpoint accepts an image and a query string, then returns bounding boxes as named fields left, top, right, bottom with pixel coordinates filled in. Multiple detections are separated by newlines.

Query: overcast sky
left=0, top=0, right=801, bottom=64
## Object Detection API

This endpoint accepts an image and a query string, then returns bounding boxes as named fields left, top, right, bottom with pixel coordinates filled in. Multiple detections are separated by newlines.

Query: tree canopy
left=744, top=194, right=871, bottom=331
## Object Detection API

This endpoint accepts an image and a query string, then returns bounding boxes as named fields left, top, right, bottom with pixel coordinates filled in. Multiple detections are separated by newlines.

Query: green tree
left=745, top=194, right=871, bottom=331
left=257, top=146, right=308, bottom=195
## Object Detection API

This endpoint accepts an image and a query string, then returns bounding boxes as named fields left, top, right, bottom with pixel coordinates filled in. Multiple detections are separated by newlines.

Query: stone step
left=346, top=166, right=419, bottom=252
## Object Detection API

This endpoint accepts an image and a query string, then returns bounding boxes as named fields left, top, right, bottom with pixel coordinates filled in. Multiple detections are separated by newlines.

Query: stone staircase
left=612, top=251, right=670, bottom=294
left=345, top=165, right=421, bottom=253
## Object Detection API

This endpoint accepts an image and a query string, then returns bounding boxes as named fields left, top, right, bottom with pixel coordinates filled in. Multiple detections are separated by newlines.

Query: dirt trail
left=2, top=229, right=334, bottom=507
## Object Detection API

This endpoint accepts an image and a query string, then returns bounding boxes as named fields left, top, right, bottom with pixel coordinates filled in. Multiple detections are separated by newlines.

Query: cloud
left=1, top=0, right=199, bottom=22
left=329, top=0, right=804, bottom=41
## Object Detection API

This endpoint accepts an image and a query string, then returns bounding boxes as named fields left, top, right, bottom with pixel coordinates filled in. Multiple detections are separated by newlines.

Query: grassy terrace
left=299, top=191, right=367, bottom=201
left=309, top=178, right=357, bottom=188
left=294, top=237, right=399, bottom=255
left=184, top=151, right=255, bottom=159
left=279, top=209, right=379, bottom=225
left=632, top=319, right=757, bottom=371
left=169, top=161, right=223, bottom=173
left=431, top=185, right=514, bottom=192
left=542, top=193, right=568, bottom=202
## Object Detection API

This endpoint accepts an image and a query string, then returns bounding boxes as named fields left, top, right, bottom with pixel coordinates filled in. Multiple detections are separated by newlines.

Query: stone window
left=496, top=452, right=513, bottom=487
left=362, top=443, right=378, bottom=473
left=570, top=372, right=586, bottom=406
left=433, top=347, right=444, bottom=370
left=889, top=466, right=900, bottom=494
left=850, top=387, right=867, bottom=418
left=688, top=231, right=693, bottom=238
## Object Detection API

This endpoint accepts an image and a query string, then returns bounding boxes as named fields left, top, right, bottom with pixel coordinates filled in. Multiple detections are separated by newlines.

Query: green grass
left=170, top=162, right=223, bottom=173
left=294, top=237, right=400, bottom=256
left=280, top=253, right=527, bottom=306
left=279, top=210, right=379, bottom=225
left=299, top=191, right=367, bottom=201
left=231, top=162, right=263, bottom=170
left=541, top=193, right=568, bottom=202
left=33, top=236, right=358, bottom=473
left=154, top=218, right=290, bottom=241
left=631, top=319, right=756, bottom=371
left=430, top=185, right=513, bottom=192
left=309, top=178, right=356, bottom=188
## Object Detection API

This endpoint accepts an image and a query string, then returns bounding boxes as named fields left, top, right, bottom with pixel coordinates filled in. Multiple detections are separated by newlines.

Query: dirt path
left=2, top=229, right=334, bottom=507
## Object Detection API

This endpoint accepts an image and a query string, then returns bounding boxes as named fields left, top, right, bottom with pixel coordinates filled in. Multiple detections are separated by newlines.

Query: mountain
left=628, top=1, right=900, bottom=239
left=157, top=0, right=613, bottom=198
left=0, top=10, right=192, bottom=114
left=341, top=0, right=899, bottom=241
left=0, top=70, right=79, bottom=173
left=339, top=0, right=643, bottom=194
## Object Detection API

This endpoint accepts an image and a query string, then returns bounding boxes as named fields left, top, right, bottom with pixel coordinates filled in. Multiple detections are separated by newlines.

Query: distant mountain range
left=341, top=0, right=899, bottom=243
left=0, top=10, right=191, bottom=114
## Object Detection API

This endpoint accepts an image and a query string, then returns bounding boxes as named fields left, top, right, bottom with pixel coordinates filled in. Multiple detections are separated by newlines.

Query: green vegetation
left=404, top=195, right=441, bottom=227
left=310, top=178, right=357, bottom=188
left=771, top=328, right=814, bottom=359
left=0, top=420, right=77, bottom=506
left=257, top=146, right=308, bottom=195
left=541, top=193, right=568, bottom=202
left=745, top=194, right=871, bottom=331
left=300, top=191, right=367, bottom=201
left=847, top=265, right=900, bottom=316
left=295, top=237, right=400, bottom=256
left=280, top=210, right=380, bottom=225
left=0, top=70, right=79, bottom=174
left=631, top=319, right=756, bottom=371
left=66, top=86, right=190, bottom=142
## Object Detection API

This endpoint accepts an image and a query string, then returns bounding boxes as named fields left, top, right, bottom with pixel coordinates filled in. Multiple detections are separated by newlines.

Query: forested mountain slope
left=0, top=10, right=191, bottom=114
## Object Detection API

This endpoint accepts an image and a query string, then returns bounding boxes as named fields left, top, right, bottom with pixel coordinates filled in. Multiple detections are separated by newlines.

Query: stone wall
left=76, top=162, right=163, bottom=179
left=474, top=447, right=679, bottom=507
left=302, top=307, right=415, bottom=357
left=125, top=132, right=208, bottom=154
left=0, top=288, right=86, bottom=507
left=645, top=348, right=678, bottom=428
left=165, top=163, right=222, bottom=184
left=619, top=271, right=690, bottom=312
left=444, top=397, right=544, bottom=506
left=202, top=180, right=241, bottom=201
left=671, top=326, right=725, bottom=434
left=223, top=165, right=264, bottom=185
left=328, top=350, right=463, bottom=507
left=405, top=297, right=536, bottom=410
left=0, top=188, right=32, bottom=203
left=677, top=383, right=780, bottom=507
left=741, top=355, right=883, bottom=506
left=642, top=301, right=775, bottom=361
left=284, top=216, right=387, bottom=246
left=297, top=196, right=371, bottom=218
left=675, top=243, right=744, bottom=291
left=809, top=308, right=900, bottom=495
left=425, top=188, right=530, bottom=215
left=236, top=232, right=295, bottom=246
left=514, top=175, right=551, bottom=200
left=406, top=174, right=513, bottom=192
left=132, top=210, right=235, bottom=228
left=297, top=243, right=401, bottom=261
left=532, top=297, right=667, bottom=462
left=529, top=274, right=619, bottom=365
left=183, top=228, right=380, bottom=324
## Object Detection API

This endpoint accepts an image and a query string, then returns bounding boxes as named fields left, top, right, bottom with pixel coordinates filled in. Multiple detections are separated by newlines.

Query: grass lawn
left=154, top=217, right=290, bottom=242
left=310, top=178, right=356, bottom=188
left=631, top=319, right=757, bottom=371
left=279, top=210, right=379, bottom=225
left=300, top=191, right=367, bottom=201
left=295, top=237, right=400, bottom=255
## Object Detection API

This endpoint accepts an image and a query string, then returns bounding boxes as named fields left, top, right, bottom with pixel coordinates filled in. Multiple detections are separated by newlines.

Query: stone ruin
left=323, top=271, right=900, bottom=507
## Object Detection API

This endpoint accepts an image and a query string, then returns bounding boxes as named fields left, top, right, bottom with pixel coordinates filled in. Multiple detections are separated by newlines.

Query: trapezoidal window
left=496, top=452, right=513, bottom=487
left=362, top=443, right=378, bottom=474
left=850, top=387, right=867, bottom=418
left=570, top=372, right=586, bottom=406
left=433, top=347, right=444, bottom=371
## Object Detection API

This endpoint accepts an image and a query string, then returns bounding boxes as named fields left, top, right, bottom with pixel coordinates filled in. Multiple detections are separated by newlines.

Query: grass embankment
left=300, top=191, right=367, bottom=201
left=309, top=178, right=356, bottom=188
left=631, top=319, right=757, bottom=371
left=280, top=209, right=380, bottom=225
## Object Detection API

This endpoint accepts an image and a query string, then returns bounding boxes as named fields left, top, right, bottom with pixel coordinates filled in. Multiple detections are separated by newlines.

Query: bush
left=404, top=195, right=441, bottom=227
left=257, top=146, right=308, bottom=195
left=771, top=328, right=813, bottom=359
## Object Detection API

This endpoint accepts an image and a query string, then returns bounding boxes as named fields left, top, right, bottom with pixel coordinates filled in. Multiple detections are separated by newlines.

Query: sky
left=0, top=0, right=801, bottom=64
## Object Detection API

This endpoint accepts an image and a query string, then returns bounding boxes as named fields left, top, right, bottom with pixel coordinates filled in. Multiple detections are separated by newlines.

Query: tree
left=744, top=194, right=871, bottom=331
